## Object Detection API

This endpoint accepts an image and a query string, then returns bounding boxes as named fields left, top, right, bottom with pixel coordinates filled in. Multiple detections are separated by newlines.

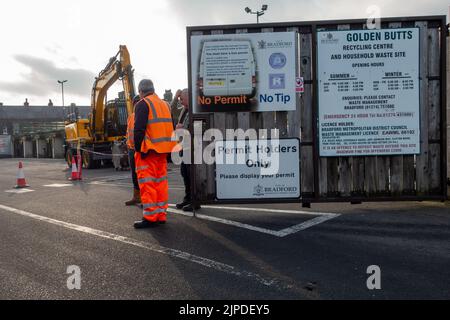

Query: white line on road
left=4, top=189, right=35, bottom=194
left=89, top=181, right=133, bottom=187
left=170, top=204, right=337, bottom=216
left=277, top=214, right=340, bottom=237
left=167, top=208, right=281, bottom=236
left=43, top=184, right=74, bottom=188
left=0, top=204, right=289, bottom=291
left=88, top=181, right=185, bottom=190
left=89, top=175, right=130, bottom=181
left=167, top=206, right=340, bottom=237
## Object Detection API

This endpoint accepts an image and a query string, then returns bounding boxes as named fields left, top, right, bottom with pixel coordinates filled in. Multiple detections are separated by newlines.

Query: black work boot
left=133, top=218, right=157, bottom=229
left=176, top=199, right=191, bottom=209
left=182, top=203, right=201, bottom=212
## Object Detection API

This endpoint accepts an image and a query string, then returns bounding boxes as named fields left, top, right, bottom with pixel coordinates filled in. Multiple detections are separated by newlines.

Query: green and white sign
left=317, top=28, right=420, bottom=156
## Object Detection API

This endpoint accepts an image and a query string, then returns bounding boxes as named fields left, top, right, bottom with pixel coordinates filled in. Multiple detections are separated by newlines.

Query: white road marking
left=90, top=175, right=130, bottom=181
left=89, top=181, right=132, bottom=187
left=43, top=184, right=73, bottom=188
left=167, top=206, right=340, bottom=237
left=277, top=214, right=340, bottom=237
left=169, top=204, right=336, bottom=216
left=0, top=203, right=289, bottom=290
left=167, top=208, right=281, bottom=236
left=4, top=189, right=35, bottom=194
left=89, top=181, right=185, bottom=190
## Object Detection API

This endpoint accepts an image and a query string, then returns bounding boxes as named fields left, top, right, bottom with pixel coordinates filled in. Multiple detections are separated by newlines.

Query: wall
left=23, top=140, right=34, bottom=158
left=36, top=138, right=47, bottom=158
left=0, top=135, right=12, bottom=158
left=52, top=137, right=65, bottom=159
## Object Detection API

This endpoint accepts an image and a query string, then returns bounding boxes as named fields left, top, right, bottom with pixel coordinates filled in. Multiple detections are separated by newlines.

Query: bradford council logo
left=254, top=184, right=264, bottom=195
left=257, top=40, right=267, bottom=49
left=321, top=32, right=339, bottom=44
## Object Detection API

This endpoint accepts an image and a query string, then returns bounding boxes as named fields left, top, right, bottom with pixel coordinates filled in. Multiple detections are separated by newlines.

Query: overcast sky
left=0, top=0, right=448, bottom=106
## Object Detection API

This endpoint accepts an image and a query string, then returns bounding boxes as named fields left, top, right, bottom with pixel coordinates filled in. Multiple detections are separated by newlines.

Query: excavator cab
left=104, top=94, right=128, bottom=139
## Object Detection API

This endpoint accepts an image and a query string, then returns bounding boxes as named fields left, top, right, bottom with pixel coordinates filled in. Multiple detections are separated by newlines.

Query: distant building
left=0, top=103, right=90, bottom=158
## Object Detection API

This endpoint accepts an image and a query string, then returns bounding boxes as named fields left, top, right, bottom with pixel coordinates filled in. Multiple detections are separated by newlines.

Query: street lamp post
left=244, top=5, right=268, bottom=23
left=57, top=80, right=68, bottom=107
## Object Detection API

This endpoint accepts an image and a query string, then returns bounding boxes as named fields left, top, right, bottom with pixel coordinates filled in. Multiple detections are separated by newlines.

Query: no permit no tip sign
left=296, top=77, right=304, bottom=93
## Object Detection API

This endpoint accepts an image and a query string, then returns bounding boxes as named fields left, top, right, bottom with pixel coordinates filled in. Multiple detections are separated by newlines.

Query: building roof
left=0, top=105, right=91, bottom=121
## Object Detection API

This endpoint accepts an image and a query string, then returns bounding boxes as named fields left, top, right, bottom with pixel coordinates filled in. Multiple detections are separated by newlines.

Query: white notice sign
left=190, top=32, right=297, bottom=113
left=317, top=28, right=420, bottom=156
left=215, top=139, right=300, bottom=200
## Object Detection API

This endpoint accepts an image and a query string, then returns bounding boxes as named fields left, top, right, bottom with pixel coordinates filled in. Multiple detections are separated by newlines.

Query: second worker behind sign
left=133, top=79, right=177, bottom=229
left=124, top=95, right=143, bottom=206
left=172, top=88, right=201, bottom=212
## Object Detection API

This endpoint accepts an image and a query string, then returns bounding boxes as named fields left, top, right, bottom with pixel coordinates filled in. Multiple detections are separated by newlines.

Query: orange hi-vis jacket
left=141, top=94, right=177, bottom=154
left=126, top=113, right=135, bottom=150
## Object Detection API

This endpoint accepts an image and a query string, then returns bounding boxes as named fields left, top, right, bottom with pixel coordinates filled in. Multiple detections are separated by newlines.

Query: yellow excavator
left=64, top=45, right=136, bottom=169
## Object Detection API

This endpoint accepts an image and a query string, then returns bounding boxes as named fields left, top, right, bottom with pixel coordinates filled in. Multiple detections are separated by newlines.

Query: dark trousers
left=180, top=162, right=191, bottom=202
left=128, top=149, right=139, bottom=191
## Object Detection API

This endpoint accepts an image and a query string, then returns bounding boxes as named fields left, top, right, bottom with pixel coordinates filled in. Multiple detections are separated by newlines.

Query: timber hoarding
left=186, top=16, right=447, bottom=205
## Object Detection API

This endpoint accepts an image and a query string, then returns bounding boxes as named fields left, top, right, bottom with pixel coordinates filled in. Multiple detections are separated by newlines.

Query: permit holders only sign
left=215, top=139, right=300, bottom=200
left=190, top=32, right=297, bottom=113
left=317, top=28, right=420, bottom=156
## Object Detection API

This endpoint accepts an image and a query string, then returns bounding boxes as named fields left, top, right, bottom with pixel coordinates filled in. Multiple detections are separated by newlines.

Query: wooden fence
left=187, top=16, right=447, bottom=204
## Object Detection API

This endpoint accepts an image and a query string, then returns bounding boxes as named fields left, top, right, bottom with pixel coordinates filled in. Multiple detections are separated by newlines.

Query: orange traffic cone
left=69, top=156, right=79, bottom=181
left=15, top=161, right=29, bottom=188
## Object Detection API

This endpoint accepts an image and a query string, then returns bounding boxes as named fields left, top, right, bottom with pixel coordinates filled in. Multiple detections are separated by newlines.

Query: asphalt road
left=0, top=158, right=449, bottom=299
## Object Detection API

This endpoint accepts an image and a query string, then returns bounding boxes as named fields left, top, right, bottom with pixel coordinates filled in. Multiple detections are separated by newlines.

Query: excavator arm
left=90, top=45, right=136, bottom=141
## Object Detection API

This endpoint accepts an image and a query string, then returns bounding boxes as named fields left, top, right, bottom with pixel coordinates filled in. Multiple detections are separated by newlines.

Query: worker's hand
left=176, top=123, right=184, bottom=130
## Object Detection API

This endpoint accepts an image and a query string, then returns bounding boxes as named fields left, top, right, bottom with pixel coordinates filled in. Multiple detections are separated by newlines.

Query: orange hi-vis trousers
left=135, top=151, right=168, bottom=222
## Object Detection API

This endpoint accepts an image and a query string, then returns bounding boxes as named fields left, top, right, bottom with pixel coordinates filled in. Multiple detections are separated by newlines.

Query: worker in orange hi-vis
left=124, top=95, right=143, bottom=206
left=133, top=79, right=177, bottom=229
